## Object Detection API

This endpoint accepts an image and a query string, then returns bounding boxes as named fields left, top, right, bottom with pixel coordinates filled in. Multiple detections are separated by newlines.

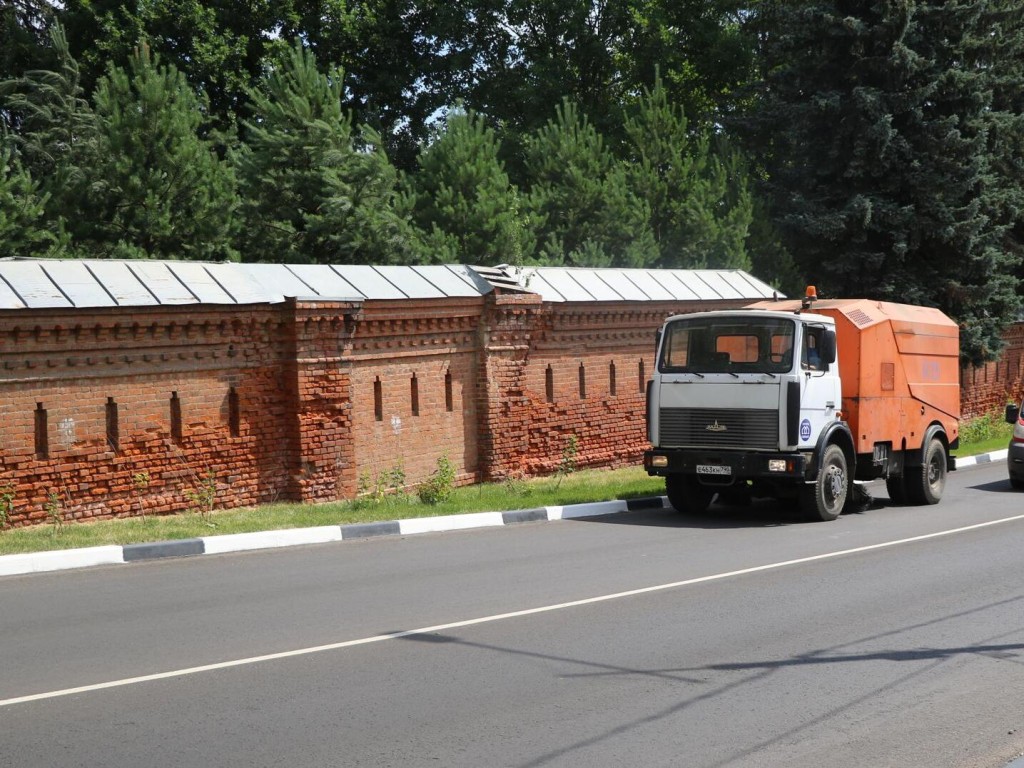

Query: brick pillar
left=285, top=299, right=363, bottom=502
left=476, top=292, right=545, bottom=481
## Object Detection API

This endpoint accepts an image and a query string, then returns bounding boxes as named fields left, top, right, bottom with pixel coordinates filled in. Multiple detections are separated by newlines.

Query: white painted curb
left=0, top=545, right=124, bottom=577
left=201, top=526, right=343, bottom=555
left=399, top=511, right=505, bottom=535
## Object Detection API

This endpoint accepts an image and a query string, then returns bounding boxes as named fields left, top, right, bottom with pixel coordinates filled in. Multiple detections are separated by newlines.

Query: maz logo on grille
left=705, top=420, right=728, bottom=432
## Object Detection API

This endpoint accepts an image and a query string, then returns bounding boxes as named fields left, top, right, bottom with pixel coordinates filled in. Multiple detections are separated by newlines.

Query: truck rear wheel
left=665, top=475, right=715, bottom=515
left=885, top=475, right=907, bottom=505
left=800, top=444, right=848, bottom=521
left=905, top=437, right=946, bottom=505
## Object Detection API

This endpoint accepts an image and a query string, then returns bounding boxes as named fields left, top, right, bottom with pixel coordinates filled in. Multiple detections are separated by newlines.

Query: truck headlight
left=651, top=455, right=669, bottom=468
left=768, top=459, right=787, bottom=472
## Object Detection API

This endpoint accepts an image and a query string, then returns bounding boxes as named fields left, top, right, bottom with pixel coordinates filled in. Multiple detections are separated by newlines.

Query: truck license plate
left=696, top=464, right=731, bottom=476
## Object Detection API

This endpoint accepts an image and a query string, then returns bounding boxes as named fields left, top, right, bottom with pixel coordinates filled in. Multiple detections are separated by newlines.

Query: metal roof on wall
left=0, top=259, right=780, bottom=310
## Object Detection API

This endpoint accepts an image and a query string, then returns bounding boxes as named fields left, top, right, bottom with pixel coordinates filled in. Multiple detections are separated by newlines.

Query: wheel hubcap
left=827, top=466, right=845, bottom=505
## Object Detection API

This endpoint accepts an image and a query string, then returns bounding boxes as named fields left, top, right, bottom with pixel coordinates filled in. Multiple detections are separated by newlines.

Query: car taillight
left=1014, top=421, right=1024, bottom=443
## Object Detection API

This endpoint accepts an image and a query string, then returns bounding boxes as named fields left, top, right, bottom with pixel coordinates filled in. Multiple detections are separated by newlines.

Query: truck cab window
left=803, top=330, right=823, bottom=371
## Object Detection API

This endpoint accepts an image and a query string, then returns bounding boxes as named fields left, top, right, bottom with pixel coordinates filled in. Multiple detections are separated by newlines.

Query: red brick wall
left=0, top=306, right=295, bottom=526
left=960, top=321, right=1024, bottom=418
left=6, top=294, right=1016, bottom=528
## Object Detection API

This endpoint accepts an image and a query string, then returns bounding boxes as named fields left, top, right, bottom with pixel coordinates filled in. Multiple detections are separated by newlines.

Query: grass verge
left=0, top=423, right=1013, bottom=556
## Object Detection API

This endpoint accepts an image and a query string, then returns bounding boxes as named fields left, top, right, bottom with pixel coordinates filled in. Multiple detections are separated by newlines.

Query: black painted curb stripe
left=341, top=521, right=402, bottom=539
left=626, top=497, right=665, bottom=511
left=122, top=539, right=205, bottom=561
left=502, top=508, right=550, bottom=525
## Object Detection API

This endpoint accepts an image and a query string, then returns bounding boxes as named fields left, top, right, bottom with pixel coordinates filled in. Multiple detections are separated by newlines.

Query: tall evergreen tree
left=523, top=100, right=657, bottom=268
left=747, top=0, right=1020, bottom=363
left=0, top=144, right=61, bottom=257
left=973, top=1, right=1024, bottom=305
left=88, top=42, right=238, bottom=260
left=624, top=76, right=753, bottom=269
left=0, top=24, right=98, bottom=252
left=235, top=41, right=423, bottom=264
left=407, top=110, right=528, bottom=266
left=0, top=0, right=58, bottom=100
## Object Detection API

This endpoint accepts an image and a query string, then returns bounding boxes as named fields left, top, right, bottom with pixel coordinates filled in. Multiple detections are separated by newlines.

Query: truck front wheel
left=666, top=475, right=715, bottom=515
left=800, top=444, right=848, bottom=521
left=906, top=437, right=946, bottom=505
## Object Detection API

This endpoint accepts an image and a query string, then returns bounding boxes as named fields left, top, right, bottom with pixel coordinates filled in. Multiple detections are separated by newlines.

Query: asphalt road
left=2, top=461, right=1023, bottom=768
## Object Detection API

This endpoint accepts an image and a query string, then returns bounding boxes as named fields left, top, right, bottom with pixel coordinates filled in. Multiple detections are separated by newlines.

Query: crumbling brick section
left=0, top=305, right=294, bottom=526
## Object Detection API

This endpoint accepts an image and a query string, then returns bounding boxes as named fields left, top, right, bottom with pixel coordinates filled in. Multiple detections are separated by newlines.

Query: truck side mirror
left=1007, top=402, right=1021, bottom=424
left=655, top=328, right=663, bottom=352
left=821, top=330, right=837, bottom=366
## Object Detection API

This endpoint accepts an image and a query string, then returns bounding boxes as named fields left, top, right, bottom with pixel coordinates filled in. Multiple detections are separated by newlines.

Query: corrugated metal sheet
left=39, top=261, right=116, bottom=308
left=411, top=265, right=483, bottom=297
left=166, top=262, right=234, bottom=305
left=621, top=270, right=675, bottom=301
left=86, top=262, right=160, bottom=305
left=126, top=262, right=196, bottom=304
left=204, top=263, right=270, bottom=304
left=0, top=259, right=780, bottom=310
left=375, top=265, right=445, bottom=299
left=1, top=262, right=73, bottom=308
left=654, top=272, right=702, bottom=301
left=333, top=265, right=406, bottom=299
left=528, top=268, right=594, bottom=302
left=289, top=265, right=360, bottom=299
left=239, top=263, right=316, bottom=300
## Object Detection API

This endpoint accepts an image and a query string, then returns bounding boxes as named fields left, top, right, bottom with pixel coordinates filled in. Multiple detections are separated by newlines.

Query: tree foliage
left=0, top=145, right=59, bottom=257
left=86, top=43, right=238, bottom=260
left=407, top=110, right=528, bottom=266
left=524, top=99, right=657, bottom=268
left=624, top=76, right=752, bottom=269
left=235, top=42, right=422, bottom=265
left=746, top=0, right=1022, bottom=363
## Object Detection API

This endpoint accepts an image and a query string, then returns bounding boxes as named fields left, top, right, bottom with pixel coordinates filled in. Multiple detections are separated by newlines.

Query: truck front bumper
left=644, top=448, right=809, bottom=483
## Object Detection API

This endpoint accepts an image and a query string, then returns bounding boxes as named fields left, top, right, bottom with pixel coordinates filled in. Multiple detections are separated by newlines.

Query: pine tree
left=235, top=41, right=423, bottom=265
left=86, top=42, right=238, bottom=260
left=0, top=24, right=98, bottom=248
left=0, top=144, right=61, bottom=257
left=748, top=0, right=1021, bottom=363
left=624, top=76, right=753, bottom=269
left=523, top=100, right=657, bottom=268
left=407, top=110, right=528, bottom=266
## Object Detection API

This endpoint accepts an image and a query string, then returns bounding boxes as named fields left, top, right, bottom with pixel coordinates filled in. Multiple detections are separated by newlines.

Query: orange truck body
left=747, top=296, right=961, bottom=454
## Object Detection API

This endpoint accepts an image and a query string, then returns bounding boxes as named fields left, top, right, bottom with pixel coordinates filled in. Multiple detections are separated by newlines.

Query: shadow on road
left=967, top=479, right=1017, bottom=493
left=577, top=493, right=894, bottom=531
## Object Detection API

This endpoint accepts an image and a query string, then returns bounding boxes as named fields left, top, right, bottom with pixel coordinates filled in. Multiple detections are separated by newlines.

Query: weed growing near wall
left=417, top=455, right=456, bottom=505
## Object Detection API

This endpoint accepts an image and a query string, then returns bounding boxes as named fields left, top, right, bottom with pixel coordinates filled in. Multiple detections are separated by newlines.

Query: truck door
left=798, top=325, right=841, bottom=448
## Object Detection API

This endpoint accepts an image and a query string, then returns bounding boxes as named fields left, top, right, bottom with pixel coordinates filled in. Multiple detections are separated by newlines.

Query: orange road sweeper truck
left=644, top=287, right=960, bottom=521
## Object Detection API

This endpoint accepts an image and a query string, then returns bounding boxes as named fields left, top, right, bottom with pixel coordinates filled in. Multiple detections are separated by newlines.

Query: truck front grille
left=659, top=408, right=778, bottom=450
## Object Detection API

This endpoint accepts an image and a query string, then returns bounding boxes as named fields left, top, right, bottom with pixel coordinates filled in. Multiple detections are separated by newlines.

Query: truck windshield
left=659, top=316, right=796, bottom=375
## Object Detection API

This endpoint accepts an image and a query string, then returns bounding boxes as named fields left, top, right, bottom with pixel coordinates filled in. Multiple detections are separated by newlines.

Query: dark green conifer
left=523, top=100, right=657, bottom=268
left=407, top=110, right=528, bottom=266
left=235, top=41, right=423, bottom=264
left=749, top=0, right=1021, bottom=363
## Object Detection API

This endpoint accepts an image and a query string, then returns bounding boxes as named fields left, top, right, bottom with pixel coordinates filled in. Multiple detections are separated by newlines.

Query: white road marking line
left=4, top=512, right=1024, bottom=708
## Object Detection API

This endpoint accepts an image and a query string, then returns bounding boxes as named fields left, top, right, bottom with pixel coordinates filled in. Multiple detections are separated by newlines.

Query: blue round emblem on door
left=800, top=419, right=812, bottom=441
